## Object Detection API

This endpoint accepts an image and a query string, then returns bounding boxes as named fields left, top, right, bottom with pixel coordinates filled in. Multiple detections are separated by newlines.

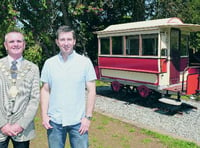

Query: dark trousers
left=0, top=137, right=29, bottom=148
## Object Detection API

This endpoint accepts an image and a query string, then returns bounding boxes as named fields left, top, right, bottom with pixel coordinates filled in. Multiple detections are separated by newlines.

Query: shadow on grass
left=96, top=86, right=197, bottom=116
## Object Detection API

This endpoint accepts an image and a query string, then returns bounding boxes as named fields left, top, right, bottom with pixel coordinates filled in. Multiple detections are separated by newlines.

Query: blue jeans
left=47, top=120, right=88, bottom=148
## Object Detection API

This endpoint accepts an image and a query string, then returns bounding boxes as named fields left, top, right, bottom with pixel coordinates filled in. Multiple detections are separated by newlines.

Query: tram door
left=170, top=29, right=181, bottom=84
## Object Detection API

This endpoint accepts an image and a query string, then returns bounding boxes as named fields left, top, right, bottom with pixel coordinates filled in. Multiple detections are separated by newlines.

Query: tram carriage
left=95, top=17, right=200, bottom=104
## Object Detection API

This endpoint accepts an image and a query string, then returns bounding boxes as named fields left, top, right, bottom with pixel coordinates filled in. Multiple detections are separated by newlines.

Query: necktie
left=10, top=61, right=17, bottom=79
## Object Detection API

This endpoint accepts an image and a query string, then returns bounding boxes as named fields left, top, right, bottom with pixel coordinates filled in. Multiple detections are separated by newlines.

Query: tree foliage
left=151, top=0, right=189, bottom=19
left=0, top=0, right=147, bottom=67
left=0, top=0, right=18, bottom=57
left=0, top=0, right=200, bottom=68
left=150, top=0, right=200, bottom=50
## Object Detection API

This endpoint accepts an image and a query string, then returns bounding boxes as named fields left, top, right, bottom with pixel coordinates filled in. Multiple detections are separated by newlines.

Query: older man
left=0, top=30, right=40, bottom=148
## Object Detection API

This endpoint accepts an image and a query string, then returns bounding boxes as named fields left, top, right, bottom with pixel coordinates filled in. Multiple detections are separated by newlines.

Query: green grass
left=141, top=129, right=200, bottom=148
left=94, top=80, right=199, bottom=148
left=90, top=112, right=200, bottom=148
left=26, top=109, right=200, bottom=148
left=96, top=80, right=110, bottom=86
left=24, top=80, right=200, bottom=148
left=141, top=138, right=152, bottom=144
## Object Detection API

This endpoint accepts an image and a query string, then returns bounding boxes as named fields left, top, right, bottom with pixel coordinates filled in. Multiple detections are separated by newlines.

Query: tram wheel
left=136, top=85, right=151, bottom=98
left=111, top=81, right=123, bottom=92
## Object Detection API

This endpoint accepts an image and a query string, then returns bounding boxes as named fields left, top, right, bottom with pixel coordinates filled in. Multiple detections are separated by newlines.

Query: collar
left=58, top=50, right=75, bottom=62
left=8, top=55, right=23, bottom=68
left=8, top=55, right=23, bottom=62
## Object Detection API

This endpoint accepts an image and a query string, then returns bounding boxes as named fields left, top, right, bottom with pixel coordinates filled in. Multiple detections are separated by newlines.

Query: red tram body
left=95, top=17, right=200, bottom=102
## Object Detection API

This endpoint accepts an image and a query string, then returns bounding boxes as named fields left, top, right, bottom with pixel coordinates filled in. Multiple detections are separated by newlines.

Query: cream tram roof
left=96, top=17, right=200, bottom=37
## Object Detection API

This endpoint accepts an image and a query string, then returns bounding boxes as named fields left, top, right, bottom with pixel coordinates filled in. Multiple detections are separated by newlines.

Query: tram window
left=180, top=34, right=188, bottom=56
left=142, top=34, right=158, bottom=56
left=126, top=36, right=139, bottom=55
left=170, top=29, right=180, bottom=51
left=112, top=36, right=123, bottom=55
left=100, top=38, right=110, bottom=54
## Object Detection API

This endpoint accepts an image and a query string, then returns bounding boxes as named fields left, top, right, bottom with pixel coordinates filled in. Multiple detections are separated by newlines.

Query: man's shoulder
left=45, top=55, right=58, bottom=63
left=42, top=55, right=58, bottom=69
left=0, top=57, right=7, bottom=62
left=0, top=57, right=8, bottom=66
left=23, top=59, right=39, bottom=70
left=74, top=52, right=91, bottom=62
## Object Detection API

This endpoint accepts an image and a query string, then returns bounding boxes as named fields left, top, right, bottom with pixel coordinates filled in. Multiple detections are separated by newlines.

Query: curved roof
left=96, top=17, right=200, bottom=36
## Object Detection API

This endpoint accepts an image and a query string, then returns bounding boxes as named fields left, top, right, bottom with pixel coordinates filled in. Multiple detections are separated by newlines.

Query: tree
left=66, top=0, right=147, bottom=63
left=0, top=0, right=149, bottom=67
left=148, top=0, right=200, bottom=51
left=186, top=0, right=200, bottom=51
left=0, top=0, right=19, bottom=57
left=149, top=0, right=190, bottom=19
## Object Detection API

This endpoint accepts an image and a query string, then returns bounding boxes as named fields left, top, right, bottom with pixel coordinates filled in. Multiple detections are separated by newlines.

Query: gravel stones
left=94, top=86, right=200, bottom=145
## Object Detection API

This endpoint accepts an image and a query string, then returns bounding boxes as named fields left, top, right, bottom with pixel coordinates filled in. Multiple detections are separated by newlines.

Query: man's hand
left=11, top=123, right=24, bottom=135
left=79, top=117, right=91, bottom=135
left=42, top=114, right=53, bottom=129
left=0, top=124, right=18, bottom=136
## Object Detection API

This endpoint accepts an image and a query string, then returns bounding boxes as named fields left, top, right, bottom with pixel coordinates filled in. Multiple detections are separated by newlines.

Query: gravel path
left=94, top=86, right=200, bottom=145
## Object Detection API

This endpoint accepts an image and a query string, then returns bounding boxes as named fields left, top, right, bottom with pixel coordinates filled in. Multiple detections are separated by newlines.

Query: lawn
left=26, top=109, right=199, bottom=148
left=7, top=80, right=200, bottom=148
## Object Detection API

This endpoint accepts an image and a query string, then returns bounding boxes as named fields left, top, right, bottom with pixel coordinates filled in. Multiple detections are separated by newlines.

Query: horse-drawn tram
left=95, top=17, right=200, bottom=105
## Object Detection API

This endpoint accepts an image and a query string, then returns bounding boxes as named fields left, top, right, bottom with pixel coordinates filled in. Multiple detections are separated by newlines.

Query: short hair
left=4, top=31, right=25, bottom=42
left=56, top=26, right=76, bottom=40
